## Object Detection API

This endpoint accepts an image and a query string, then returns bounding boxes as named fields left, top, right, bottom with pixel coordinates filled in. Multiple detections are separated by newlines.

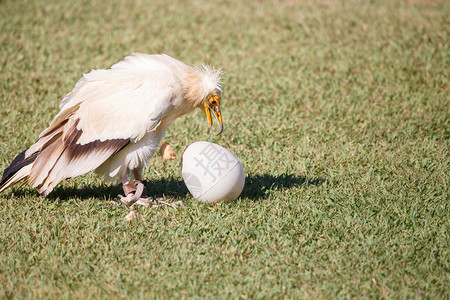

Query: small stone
left=159, top=143, right=176, bottom=160
left=125, top=210, right=141, bottom=222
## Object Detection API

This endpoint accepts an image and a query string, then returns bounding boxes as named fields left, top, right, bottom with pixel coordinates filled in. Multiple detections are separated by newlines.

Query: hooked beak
left=204, top=101, right=223, bottom=135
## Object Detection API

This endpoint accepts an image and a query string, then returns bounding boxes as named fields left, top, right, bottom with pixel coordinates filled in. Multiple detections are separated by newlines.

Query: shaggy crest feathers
left=197, top=63, right=223, bottom=92
left=183, top=63, right=223, bottom=106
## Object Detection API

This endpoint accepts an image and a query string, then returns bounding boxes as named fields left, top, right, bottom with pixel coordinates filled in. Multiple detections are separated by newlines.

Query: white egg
left=182, top=141, right=245, bottom=203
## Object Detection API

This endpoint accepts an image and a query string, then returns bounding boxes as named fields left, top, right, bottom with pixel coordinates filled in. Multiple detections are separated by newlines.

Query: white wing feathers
left=23, top=54, right=179, bottom=195
left=59, top=64, right=177, bottom=144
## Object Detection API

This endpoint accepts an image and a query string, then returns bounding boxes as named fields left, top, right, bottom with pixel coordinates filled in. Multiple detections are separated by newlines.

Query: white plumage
left=0, top=53, right=223, bottom=200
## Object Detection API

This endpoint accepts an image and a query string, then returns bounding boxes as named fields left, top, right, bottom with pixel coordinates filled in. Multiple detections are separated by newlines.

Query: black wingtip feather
left=1, top=149, right=37, bottom=187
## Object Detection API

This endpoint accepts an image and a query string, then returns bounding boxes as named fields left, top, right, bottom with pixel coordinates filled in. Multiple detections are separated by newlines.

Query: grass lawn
left=0, top=0, right=448, bottom=298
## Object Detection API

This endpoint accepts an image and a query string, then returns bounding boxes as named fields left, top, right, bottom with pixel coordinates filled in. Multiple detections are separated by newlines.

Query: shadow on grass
left=8, top=174, right=322, bottom=201
left=241, top=173, right=324, bottom=200
left=47, top=177, right=189, bottom=201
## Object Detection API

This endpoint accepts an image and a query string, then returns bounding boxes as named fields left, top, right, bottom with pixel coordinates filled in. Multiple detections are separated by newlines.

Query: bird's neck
left=181, top=69, right=209, bottom=108
left=156, top=94, right=200, bottom=132
left=156, top=68, right=212, bottom=132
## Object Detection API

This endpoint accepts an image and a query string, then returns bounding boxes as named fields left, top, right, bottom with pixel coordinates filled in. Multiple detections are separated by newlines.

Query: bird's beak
left=204, top=95, right=223, bottom=135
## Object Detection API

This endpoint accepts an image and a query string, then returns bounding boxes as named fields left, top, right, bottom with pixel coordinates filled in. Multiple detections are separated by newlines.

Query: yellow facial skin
left=203, top=93, right=223, bottom=135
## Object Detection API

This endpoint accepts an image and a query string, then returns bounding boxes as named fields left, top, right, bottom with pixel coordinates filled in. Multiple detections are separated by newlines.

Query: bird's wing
left=56, top=58, right=178, bottom=143
left=27, top=62, right=178, bottom=195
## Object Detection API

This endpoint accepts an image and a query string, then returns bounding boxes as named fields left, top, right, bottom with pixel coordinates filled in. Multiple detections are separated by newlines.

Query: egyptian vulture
left=0, top=53, right=223, bottom=206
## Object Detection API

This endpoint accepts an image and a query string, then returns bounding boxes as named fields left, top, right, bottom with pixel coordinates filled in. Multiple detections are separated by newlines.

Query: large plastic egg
left=182, top=141, right=245, bottom=203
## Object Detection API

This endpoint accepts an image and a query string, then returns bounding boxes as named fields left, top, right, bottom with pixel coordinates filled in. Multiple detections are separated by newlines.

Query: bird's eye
left=209, top=95, right=220, bottom=106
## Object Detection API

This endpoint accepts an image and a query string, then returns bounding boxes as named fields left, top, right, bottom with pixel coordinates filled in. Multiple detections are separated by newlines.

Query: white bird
left=0, top=53, right=223, bottom=206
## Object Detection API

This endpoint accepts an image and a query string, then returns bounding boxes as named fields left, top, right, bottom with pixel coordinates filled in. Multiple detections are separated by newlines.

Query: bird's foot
left=118, top=180, right=145, bottom=208
left=117, top=180, right=184, bottom=209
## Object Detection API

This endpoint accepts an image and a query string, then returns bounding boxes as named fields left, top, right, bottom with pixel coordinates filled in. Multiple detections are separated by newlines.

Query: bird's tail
left=0, top=149, right=37, bottom=194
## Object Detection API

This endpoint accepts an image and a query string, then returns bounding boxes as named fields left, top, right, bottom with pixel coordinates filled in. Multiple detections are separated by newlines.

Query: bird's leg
left=133, top=169, right=147, bottom=194
left=132, top=169, right=153, bottom=207
left=118, top=174, right=145, bottom=208
left=117, top=170, right=184, bottom=209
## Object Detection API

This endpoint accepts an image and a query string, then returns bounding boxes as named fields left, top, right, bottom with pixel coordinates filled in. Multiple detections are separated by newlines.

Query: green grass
left=0, top=0, right=449, bottom=298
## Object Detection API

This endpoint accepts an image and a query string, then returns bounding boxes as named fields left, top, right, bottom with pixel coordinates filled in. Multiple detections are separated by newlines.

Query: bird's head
left=183, top=63, right=223, bottom=135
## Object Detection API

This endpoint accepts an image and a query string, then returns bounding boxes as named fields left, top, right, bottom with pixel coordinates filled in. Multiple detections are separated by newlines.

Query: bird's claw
left=117, top=183, right=183, bottom=209
left=131, top=196, right=184, bottom=209
left=154, top=198, right=184, bottom=208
